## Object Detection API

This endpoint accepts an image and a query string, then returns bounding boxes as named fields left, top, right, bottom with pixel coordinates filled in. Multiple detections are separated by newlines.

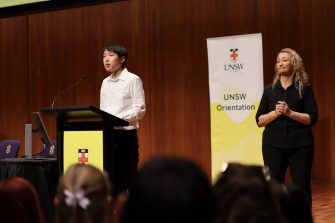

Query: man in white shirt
left=100, top=43, right=145, bottom=195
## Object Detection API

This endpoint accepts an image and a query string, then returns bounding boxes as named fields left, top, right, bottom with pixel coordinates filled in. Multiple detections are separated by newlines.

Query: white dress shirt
left=100, top=68, right=146, bottom=130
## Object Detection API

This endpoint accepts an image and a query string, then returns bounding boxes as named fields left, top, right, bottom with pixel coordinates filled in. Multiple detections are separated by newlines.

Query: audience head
left=121, top=156, right=214, bottom=223
left=212, top=162, right=286, bottom=223
left=272, top=183, right=313, bottom=223
left=0, top=176, right=46, bottom=223
left=54, top=164, right=112, bottom=223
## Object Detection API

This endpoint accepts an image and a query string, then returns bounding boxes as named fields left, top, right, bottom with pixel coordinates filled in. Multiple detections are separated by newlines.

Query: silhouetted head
left=0, top=177, right=46, bottom=223
left=121, top=156, right=214, bottom=223
left=272, top=183, right=313, bottom=223
left=54, top=164, right=112, bottom=223
left=212, top=162, right=286, bottom=223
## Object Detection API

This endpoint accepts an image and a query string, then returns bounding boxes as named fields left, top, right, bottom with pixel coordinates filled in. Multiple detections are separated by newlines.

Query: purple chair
left=0, top=140, right=20, bottom=159
left=39, top=140, right=57, bottom=158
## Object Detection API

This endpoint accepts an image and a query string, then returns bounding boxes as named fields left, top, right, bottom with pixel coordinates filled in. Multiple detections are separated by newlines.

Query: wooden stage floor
left=312, top=180, right=335, bottom=223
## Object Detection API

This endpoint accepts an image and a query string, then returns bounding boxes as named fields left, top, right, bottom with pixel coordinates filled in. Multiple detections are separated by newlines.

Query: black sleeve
left=303, top=85, right=318, bottom=126
left=255, top=86, right=269, bottom=124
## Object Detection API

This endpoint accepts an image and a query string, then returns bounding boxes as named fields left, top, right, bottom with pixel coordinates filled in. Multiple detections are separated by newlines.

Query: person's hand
left=274, top=101, right=284, bottom=116
left=276, top=101, right=291, bottom=116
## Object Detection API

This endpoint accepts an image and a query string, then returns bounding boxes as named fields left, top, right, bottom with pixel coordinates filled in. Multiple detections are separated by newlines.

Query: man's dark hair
left=103, top=43, right=128, bottom=68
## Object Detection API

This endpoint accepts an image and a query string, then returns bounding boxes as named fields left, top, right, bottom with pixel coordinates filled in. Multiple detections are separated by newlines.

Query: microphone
left=51, top=75, right=87, bottom=108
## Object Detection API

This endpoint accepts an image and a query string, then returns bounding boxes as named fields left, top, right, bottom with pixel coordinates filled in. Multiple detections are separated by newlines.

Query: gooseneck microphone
left=51, top=75, right=87, bottom=108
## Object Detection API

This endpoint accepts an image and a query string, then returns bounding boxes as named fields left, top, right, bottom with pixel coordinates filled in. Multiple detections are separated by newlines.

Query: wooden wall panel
left=0, top=0, right=335, bottom=180
left=0, top=16, right=28, bottom=157
left=309, top=0, right=335, bottom=180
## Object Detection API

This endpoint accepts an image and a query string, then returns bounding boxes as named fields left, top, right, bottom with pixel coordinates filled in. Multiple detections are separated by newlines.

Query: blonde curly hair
left=272, top=48, right=309, bottom=98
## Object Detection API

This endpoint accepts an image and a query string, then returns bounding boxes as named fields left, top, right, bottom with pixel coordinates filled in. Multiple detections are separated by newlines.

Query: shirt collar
left=108, top=68, right=128, bottom=82
left=274, top=80, right=294, bottom=90
left=274, top=80, right=282, bottom=89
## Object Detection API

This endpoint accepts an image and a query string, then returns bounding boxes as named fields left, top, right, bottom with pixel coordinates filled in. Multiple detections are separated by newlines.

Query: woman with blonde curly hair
left=256, top=48, right=318, bottom=209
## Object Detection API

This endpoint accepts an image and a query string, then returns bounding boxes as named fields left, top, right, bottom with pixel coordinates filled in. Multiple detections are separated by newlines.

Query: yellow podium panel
left=63, top=130, right=103, bottom=172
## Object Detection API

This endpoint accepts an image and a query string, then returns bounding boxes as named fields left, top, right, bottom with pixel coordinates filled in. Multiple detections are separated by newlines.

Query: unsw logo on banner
left=230, top=48, right=238, bottom=62
left=78, top=149, right=88, bottom=164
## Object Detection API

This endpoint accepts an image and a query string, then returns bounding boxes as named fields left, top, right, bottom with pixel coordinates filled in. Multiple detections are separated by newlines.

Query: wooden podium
left=41, top=106, right=128, bottom=181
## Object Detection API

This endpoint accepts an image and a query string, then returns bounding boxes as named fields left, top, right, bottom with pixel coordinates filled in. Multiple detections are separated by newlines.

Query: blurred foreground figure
left=0, top=176, right=46, bottom=223
left=54, top=164, right=112, bottom=223
left=212, top=162, right=286, bottom=223
left=121, top=156, right=214, bottom=223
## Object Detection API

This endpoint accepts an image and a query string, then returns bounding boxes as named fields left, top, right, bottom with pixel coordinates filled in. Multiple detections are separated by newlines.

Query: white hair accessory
left=64, top=188, right=90, bottom=209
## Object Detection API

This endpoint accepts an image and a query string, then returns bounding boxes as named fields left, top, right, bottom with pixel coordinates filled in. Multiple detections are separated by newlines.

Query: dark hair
left=121, top=156, right=214, bottom=223
left=272, top=183, right=313, bottom=223
left=213, top=163, right=286, bottom=223
left=0, top=177, right=46, bottom=223
left=103, top=43, right=128, bottom=68
left=54, top=164, right=112, bottom=223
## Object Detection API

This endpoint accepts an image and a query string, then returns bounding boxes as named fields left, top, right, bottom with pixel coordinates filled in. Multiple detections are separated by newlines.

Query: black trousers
left=111, top=129, right=139, bottom=195
left=262, top=144, right=314, bottom=208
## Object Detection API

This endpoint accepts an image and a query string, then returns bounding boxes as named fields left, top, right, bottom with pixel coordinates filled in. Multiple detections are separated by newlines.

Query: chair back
left=40, top=140, right=57, bottom=158
left=0, top=140, right=20, bottom=159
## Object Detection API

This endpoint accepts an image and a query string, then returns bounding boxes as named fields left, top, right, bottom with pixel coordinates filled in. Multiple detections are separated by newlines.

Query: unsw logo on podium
left=78, top=149, right=89, bottom=164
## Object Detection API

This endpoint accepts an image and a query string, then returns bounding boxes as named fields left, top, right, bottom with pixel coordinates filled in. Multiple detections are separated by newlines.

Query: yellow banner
left=210, top=103, right=263, bottom=181
left=207, top=33, right=264, bottom=182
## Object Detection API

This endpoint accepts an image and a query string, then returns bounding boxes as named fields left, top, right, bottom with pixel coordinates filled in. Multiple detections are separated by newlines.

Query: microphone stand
left=51, top=75, right=87, bottom=108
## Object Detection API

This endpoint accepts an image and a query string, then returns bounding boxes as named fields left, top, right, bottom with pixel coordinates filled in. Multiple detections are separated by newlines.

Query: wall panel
left=0, top=16, right=28, bottom=155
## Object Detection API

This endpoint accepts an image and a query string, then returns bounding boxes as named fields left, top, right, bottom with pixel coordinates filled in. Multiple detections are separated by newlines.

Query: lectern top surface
left=41, top=105, right=129, bottom=126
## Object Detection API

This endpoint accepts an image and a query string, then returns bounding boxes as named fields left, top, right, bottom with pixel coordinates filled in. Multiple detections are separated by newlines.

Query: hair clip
left=221, top=162, right=229, bottom=172
left=64, top=188, right=90, bottom=209
left=262, top=165, right=271, bottom=181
